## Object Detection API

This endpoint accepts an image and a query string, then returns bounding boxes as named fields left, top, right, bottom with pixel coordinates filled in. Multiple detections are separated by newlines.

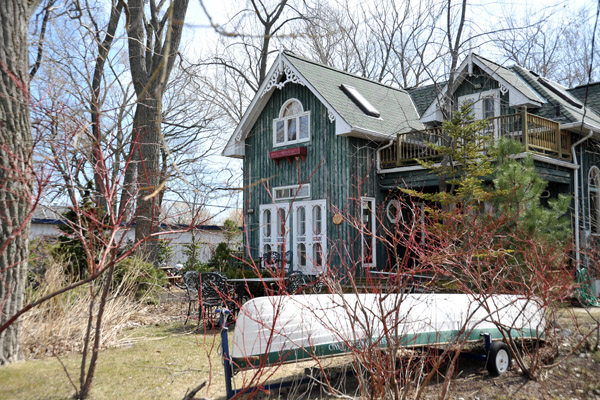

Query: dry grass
left=21, top=258, right=164, bottom=359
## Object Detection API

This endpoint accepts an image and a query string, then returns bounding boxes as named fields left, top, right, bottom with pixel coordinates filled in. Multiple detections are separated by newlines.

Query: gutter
left=562, top=121, right=600, bottom=132
left=571, top=129, right=594, bottom=267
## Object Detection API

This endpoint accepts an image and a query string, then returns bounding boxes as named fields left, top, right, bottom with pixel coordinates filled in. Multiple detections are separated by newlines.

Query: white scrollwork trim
left=260, top=62, right=306, bottom=98
left=327, top=109, right=336, bottom=123
left=499, top=83, right=508, bottom=95
left=261, top=62, right=283, bottom=98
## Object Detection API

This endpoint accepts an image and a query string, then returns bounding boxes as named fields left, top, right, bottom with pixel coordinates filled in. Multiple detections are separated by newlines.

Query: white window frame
left=589, top=166, right=600, bottom=235
left=458, top=89, right=500, bottom=121
left=259, top=203, right=290, bottom=260
left=292, top=199, right=327, bottom=275
left=360, top=197, right=376, bottom=268
left=273, top=184, right=311, bottom=201
left=273, top=98, right=310, bottom=147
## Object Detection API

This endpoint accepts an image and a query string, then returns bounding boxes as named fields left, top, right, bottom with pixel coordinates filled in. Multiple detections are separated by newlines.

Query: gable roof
left=419, top=53, right=600, bottom=134
left=420, top=53, right=545, bottom=123
left=284, top=52, right=424, bottom=136
left=223, top=51, right=424, bottom=158
left=475, top=55, right=545, bottom=105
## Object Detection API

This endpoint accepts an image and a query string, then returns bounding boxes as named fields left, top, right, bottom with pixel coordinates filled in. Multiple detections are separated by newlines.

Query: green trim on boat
left=232, top=327, right=542, bottom=371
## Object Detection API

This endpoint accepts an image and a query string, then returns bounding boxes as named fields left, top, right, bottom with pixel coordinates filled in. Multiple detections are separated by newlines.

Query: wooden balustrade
left=379, top=112, right=571, bottom=170
left=396, top=127, right=444, bottom=166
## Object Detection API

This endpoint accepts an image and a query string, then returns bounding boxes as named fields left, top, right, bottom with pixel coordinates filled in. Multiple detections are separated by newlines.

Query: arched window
left=273, top=99, right=310, bottom=147
left=589, top=166, right=600, bottom=234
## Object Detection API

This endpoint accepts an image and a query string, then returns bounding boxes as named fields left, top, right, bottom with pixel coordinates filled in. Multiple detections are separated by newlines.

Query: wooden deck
left=380, top=112, right=571, bottom=169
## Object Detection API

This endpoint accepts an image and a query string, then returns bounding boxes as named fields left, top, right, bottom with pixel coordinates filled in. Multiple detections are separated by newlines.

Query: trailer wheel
left=486, top=341, right=511, bottom=376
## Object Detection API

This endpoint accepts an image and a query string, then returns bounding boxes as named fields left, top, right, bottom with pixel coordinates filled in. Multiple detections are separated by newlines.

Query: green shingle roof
left=407, top=84, right=441, bottom=117
left=513, top=66, right=600, bottom=128
left=284, top=52, right=424, bottom=136
left=569, top=82, right=600, bottom=116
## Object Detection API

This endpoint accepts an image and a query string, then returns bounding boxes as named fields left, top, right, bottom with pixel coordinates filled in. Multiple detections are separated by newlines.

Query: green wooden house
left=223, top=51, right=600, bottom=279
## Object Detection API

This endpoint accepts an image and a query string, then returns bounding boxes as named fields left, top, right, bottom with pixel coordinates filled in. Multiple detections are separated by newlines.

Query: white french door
left=259, top=203, right=290, bottom=262
left=292, top=199, right=327, bottom=275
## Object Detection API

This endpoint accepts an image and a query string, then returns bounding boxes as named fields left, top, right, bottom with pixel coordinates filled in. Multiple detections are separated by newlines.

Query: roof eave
left=222, top=137, right=245, bottom=158
left=226, top=52, right=299, bottom=156
left=561, top=121, right=600, bottom=134
left=340, top=127, right=393, bottom=141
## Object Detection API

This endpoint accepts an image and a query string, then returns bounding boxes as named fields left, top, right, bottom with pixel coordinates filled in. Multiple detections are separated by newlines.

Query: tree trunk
left=0, top=0, right=38, bottom=365
left=126, top=0, right=189, bottom=265
left=133, top=95, right=161, bottom=263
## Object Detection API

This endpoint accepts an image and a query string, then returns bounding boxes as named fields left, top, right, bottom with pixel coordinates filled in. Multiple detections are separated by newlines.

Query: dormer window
left=273, top=99, right=310, bottom=147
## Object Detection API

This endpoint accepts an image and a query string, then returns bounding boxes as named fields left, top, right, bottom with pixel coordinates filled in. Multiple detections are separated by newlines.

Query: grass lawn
left=0, top=323, right=228, bottom=400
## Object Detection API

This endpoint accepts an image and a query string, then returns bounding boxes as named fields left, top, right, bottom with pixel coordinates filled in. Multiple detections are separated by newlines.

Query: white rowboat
left=230, top=293, right=544, bottom=370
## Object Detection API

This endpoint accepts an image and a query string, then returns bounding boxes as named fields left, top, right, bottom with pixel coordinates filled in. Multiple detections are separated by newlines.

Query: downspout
left=571, top=129, right=594, bottom=267
left=581, top=146, right=586, bottom=231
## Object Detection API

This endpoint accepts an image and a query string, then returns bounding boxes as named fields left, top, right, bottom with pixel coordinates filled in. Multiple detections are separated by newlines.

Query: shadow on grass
left=161, top=321, right=224, bottom=336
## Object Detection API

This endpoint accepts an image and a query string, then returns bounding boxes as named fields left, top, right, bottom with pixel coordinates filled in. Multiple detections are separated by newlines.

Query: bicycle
left=162, top=263, right=186, bottom=290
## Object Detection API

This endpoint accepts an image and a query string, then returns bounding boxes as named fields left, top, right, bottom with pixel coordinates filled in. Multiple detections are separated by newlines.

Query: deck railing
left=379, top=112, right=571, bottom=169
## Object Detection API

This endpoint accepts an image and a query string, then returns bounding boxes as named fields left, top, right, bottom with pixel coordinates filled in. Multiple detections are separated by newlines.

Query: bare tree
left=295, top=0, right=442, bottom=87
left=493, top=5, right=599, bottom=87
left=88, top=0, right=124, bottom=212
left=0, top=0, right=42, bottom=364
left=200, top=0, right=301, bottom=100
left=124, top=0, right=189, bottom=264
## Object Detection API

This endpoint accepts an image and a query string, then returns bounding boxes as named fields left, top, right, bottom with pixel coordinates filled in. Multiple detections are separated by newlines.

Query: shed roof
left=513, top=66, right=600, bottom=128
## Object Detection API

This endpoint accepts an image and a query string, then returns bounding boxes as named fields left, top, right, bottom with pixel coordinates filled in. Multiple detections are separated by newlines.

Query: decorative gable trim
left=264, top=57, right=344, bottom=130
left=224, top=52, right=348, bottom=158
left=260, top=60, right=306, bottom=98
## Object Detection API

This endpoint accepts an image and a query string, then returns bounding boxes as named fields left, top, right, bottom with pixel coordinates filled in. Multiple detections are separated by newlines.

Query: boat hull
left=231, top=293, right=544, bottom=370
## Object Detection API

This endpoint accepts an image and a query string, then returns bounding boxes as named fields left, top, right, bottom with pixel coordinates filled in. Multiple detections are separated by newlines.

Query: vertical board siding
left=243, top=83, right=378, bottom=274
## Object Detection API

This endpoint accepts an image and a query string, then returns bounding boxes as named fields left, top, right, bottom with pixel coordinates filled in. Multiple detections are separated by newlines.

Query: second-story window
left=482, top=97, right=495, bottom=119
left=273, top=99, right=310, bottom=147
left=458, top=89, right=500, bottom=121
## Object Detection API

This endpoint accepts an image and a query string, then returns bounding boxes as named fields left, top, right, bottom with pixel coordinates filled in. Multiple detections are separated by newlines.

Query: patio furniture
left=285, top=271, right=324, bottom=294
left=183, top=271, right=200, bottom=325
left=183, top=271, right=237, bottom=326
left=286, top=271, right=308, bottom=294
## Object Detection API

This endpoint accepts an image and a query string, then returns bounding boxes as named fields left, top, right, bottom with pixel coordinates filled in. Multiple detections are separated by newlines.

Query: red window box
left=269, top=146, right=307, bottom=165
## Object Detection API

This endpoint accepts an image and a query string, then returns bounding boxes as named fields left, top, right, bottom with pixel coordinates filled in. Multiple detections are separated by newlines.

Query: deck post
left=521, top=107, right=528, bottom=150
left=218, top=309, right=235, bottom=399
left=396, top=132, right=402, bottom=167
left=557, top=126, right=563, bottom=159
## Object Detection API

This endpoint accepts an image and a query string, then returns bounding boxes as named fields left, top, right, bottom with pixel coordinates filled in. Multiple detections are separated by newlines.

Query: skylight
left=340, top=84, right=381, bottom=118
left=538, top=77, right=583, bottom=109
